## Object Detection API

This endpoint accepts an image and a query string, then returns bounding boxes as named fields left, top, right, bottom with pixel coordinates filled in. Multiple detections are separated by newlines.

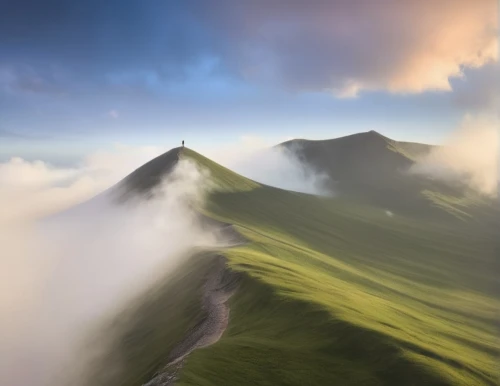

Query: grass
left=83, top=251, right=222, bottom=386
left=88, top=148, right=499, bottom=385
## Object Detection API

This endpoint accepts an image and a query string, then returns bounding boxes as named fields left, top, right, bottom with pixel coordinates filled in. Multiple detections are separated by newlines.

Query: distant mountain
left=278, top=131, right=487, bottom=218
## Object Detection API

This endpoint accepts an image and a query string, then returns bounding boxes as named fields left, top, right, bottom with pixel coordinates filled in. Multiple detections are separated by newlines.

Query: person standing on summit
left=182, top=140, right=184, bottom=147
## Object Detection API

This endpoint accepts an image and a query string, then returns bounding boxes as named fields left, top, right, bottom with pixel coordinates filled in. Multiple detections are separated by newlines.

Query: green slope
left=279, top=131, right=493, bottom=220
left=87, top=148, right=499, bottom=386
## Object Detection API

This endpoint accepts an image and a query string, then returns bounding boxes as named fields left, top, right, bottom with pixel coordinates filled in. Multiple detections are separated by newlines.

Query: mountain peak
left=365, top=129, right=386, bottom=138
left=119, top=147, right=183, bottom=195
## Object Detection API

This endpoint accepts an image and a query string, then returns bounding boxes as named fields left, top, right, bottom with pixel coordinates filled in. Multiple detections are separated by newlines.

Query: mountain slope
left=87, top=147, right=499, bottom=386
left=278, top=131, right=487, bottom=218
left=120, top=147, right=183, bottom=195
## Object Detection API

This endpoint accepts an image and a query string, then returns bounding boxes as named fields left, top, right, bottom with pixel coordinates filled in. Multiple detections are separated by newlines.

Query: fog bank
left=0, top=158, right=220, bottom=386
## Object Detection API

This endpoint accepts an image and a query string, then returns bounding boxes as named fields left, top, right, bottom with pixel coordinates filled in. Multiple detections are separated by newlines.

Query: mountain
left=278, top=131, right=486, bottom=218
left=85, top=146, right=499, bottom=386
left=117, top=147, right=183, bottom=197
left=279, top=130, right=432, bottom=182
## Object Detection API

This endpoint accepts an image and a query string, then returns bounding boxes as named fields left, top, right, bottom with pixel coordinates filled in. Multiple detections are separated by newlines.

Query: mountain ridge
left=110, top=131, right=488, bottom=219
left=277, top=130, right=478, bottom=217
left=86, top=146, right=499, bottom=386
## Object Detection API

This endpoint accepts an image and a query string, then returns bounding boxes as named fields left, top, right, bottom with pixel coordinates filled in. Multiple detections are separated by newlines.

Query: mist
left=210, top=137, right=330, bottom=195
left=0, top=144, right=168, bottom=223
left=410, top=115, right=499, bottom=197
left=0, top=157, right=221, bottom=386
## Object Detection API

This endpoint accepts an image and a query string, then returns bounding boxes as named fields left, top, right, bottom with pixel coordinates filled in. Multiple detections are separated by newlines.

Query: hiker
left=182, top=140, right=184, bottom=147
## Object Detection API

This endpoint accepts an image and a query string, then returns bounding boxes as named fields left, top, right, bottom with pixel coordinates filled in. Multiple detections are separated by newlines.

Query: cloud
left=410, top=114, right=499, bottom=197
left=0, top=1, right=212, bottom=88
left=0, top=64, right=67, bottom=96
left=0, top=155, right=222, bottom=386
left=196, top=0, right=497, bottom=96
left=205, top=136, right=330, bottom=195
left=451, top=62, right=500, bottom=112
left=0, top=144, right=166, bottom=223
left=2, top=1, right=496, bottom=100
left=108, top=109, right=119, bottom=119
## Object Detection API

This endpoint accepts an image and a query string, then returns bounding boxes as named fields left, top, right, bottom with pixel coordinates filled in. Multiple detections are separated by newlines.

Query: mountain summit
left=120, top=147, right=183, bottom=195
left=279, top=131, right=450, bottom=215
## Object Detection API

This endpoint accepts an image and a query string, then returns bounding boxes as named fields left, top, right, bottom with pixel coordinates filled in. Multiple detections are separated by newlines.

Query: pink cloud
left=198, top=0, right=498, bottom=96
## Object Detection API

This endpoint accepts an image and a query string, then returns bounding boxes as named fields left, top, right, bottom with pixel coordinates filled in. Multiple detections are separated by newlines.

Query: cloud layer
left=452, top=62, right=500, bottom=112
left=0, top=144, right=166, bottom=223
left=0, top=149, right=221, bottom=386
left=2, top=0, right=496, bottom=98
left=0, top=160, right=221, bottom=386
left=198, top=0, right=497, bottom=96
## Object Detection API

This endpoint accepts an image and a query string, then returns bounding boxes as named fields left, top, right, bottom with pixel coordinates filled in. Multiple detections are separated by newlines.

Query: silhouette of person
left=182, top=140, right=184, bottom=147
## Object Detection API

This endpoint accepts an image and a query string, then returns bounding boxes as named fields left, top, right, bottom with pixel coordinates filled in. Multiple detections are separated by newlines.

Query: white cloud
left=0, top=144, right=166, bottom=223
left=0, top=157, right=78, bottom=189
left=0, top=155, right=225, bottom=386
left=410, top=114, right=499, bottom=197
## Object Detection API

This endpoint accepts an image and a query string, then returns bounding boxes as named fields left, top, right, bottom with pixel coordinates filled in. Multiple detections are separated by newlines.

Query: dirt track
left=143, top=256, right=240, bottom=386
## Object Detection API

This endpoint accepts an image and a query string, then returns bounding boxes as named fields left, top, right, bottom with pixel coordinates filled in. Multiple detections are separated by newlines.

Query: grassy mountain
left=86, top=147, right=499, bottom=386
left=121, top=147, right=183, bottom=195
left=279, top=131, right=492, bottom=219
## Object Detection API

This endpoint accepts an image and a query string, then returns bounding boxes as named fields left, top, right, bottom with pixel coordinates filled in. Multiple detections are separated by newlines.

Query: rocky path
left=143, top=256, right=240, bottom=386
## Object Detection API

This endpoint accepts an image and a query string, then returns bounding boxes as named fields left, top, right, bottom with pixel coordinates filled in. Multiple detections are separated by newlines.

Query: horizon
left=0, top=128, right=440, bottom=166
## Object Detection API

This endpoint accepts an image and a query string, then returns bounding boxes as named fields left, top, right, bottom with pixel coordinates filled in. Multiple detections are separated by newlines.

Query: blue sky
left=1, top=0, right=497, bottom=164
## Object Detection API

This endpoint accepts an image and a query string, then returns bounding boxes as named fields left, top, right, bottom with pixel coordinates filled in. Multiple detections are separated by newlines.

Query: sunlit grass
left=180, top=149, right=499, bottom=386
left=88, top=148, right=499, bottom=386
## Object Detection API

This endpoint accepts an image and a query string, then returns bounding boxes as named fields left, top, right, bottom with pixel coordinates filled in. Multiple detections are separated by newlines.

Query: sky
left=0, top=0, right=498, bottom=165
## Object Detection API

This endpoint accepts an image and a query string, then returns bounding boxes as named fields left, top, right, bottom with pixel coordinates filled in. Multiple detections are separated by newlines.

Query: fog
left=0, top=156, right=221, bottom=386
left=234, top=146, right=329, bottom=195
left=208, top=137, right=330, bottom=195
left=410, top=115, right=499, bottom=197
left=0, top=137, right=332, bottom=384
left=0, top=144, right=168, bottom=223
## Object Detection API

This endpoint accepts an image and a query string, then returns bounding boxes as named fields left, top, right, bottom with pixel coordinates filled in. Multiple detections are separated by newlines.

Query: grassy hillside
left=279, top=131, right=491, bottom=219
left=87, top=147, right=499, bottom=386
